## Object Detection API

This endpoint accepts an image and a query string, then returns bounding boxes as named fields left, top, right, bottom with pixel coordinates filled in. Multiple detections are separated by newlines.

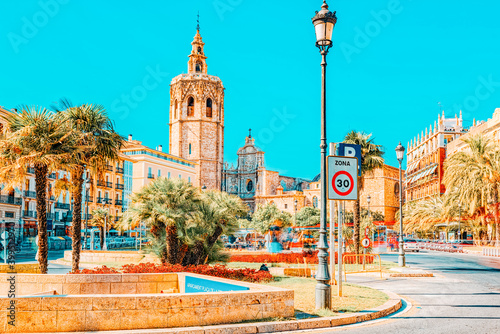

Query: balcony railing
left=106, top=181, right=113, bottom=188
left=115, top=183, right=124, bottom=190
left=24, top=191, right=36, bottom=198
left=23, top=210, right=37, bottom=218
left=115, top=199, right=123, bottom=206
left=106, top=165, right=113, bottom=172
left=147, top=174, right=155, bottom=179
left=48, top=173, right=57, bottom=179
left=116, top=167, right=124, bottom=174
left=97, top=197, right=113, bottom=205
left=46, top=213, right=55, bottom=220
left=0, top=195, right=22, bottom=205
left=55, top=202, right=70, bottom=210
left=97, top=180, right=106, bottom=187
left=27, top=167, right=35, bottom=174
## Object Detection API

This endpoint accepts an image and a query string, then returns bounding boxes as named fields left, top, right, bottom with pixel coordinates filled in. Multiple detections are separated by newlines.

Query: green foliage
left=122, top=178, right=248, bottom=264
left=294, top=207, right=320, bottom=226
left=251, top=203, right=292, bottom=234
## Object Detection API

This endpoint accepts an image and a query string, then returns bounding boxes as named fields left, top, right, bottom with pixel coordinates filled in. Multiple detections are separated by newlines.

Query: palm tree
left=90, top=208, right=114, bottom=250
left=53, top=100, right=124, bottom=272
left=0, top=106, right=75, bottom=273
left=183, top=190, right=247, bottom=265
left=343, top=131, right=384, bottom=255
left=123, top=178, right=201, bottom=264
left=443, top=135, right=500, bottom=245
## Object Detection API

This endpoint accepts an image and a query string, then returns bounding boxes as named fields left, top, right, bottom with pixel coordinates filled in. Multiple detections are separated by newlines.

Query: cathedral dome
left=311, top=173, right=321, bottom=182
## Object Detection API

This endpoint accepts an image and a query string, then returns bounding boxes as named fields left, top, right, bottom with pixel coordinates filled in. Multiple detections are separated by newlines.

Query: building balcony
left=114, top=216, right=120, bottom=222
left=147, top=174, right=155, bottom=179
left=97, top=197, right=113, bottom=205
left=116, top=167, right=124, bottom=174
left=106, top=165, right=113, bottom=172
left=106, top=182, right=113, bottom=188
left=0, top=195, right=21, bottom=205
left=55, top=202, right=70, bottom=210
left=115, top=183, right=124, bottom=190
left=27, top=167, right=35, bottom=174
left=24, top=191, right=36, bottom=198
left=46, top=213, right=55, bottom=220
left=96, top=180, right=106, bottom=187
left=23, top=210, right=37, bottom=218
left=115, top=199, right=123, bottom=206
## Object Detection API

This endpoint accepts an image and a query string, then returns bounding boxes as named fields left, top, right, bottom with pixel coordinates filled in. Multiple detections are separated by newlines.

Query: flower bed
left=229, top=251, right=374, bottom=264
left=72, top=263, right=273, bottom=283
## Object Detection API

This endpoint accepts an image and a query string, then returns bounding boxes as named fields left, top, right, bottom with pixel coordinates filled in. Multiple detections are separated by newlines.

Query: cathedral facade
left=223, top=132, right=310, bottom=211
left=169, top=29, right=225, bottom=190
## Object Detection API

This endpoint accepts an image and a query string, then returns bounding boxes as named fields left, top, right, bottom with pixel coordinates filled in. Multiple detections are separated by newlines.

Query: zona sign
left=327, top=156, right=358, bottom=201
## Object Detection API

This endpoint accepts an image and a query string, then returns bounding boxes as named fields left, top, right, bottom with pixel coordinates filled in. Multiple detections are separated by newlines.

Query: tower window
left=187, top=97, right=194, bottom=117
left=206, top=98, right=212, bottom=118
left=189, top=144, right=192, bottom=155
left=173, top=100, right=177, bottom=119
left=195, top=62, right=202, bottom=73
left=197, top=46, right=202, bottom=54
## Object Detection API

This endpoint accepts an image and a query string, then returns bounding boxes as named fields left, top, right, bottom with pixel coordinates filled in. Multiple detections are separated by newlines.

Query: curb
left=389, top=273, right=434, bottom=277
left=35, top=291, right=402, bottom=334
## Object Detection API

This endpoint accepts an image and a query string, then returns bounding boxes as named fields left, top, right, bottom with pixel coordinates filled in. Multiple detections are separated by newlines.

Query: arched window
left=247, top=180, right=253, bottom=192
left=206, top=98, right=212, bottom=117
left=312, top=196, right=318, bottom=208
left=195, top=62, right=202, bottom=73
left=173, top=100, right=177, bottom=119
left=187, top=97, right=194, bottom=117
left=197, top=46, right=202, bottom=54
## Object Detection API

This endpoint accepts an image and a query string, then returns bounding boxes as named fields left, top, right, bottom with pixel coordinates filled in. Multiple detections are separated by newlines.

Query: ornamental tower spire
left=188, top=14, right=207, bottom=74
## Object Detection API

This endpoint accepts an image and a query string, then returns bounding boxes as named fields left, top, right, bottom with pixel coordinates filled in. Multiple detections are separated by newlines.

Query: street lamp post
left=83, top=180, right=90, bottom=250
left=395, top=142, right=406, bottom=267
left=294, top=199, right=298, bottom=225
left=312, top=0, right=337, bottom=310
left=367, top=195, right=372, bottom=246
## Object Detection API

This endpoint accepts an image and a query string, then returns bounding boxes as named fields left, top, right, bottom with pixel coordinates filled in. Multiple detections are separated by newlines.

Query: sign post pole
left=329, top=143, right=335, bottom=288
left=337, top=201, right=343, bottom=297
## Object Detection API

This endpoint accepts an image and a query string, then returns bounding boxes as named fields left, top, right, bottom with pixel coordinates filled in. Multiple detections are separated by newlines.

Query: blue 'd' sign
left=185, top=275, right=249, bottom=293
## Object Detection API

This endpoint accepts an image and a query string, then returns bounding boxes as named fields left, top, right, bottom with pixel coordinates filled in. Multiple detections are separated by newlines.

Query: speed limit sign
left=327, top=156, right=358, bottom=201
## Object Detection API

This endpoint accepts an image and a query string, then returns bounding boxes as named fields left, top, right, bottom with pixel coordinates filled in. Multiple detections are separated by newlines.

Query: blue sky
left=1, top=0, right=500, bottom=180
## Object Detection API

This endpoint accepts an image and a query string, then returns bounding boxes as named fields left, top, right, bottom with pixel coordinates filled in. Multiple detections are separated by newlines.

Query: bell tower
left=169, top=24, right=225, bottom=190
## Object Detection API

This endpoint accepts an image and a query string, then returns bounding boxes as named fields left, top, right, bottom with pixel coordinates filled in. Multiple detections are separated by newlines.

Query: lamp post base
left=315, top=281, right=331, bottom=309
left=398, top=251, right=406, bottom=267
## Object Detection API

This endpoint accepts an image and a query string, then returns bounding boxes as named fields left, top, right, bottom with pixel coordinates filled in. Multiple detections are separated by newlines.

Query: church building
left=169, top=26, right=225, bottom=190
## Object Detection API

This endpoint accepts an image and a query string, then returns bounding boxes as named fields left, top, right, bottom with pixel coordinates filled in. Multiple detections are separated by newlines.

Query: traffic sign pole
left=329, top=143, right=336, bottom=289
left=337, top=201, right=343, bottom=297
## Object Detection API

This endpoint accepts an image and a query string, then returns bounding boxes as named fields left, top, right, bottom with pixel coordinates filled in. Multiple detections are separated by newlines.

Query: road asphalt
left=318, top=251, right=500, bottom=334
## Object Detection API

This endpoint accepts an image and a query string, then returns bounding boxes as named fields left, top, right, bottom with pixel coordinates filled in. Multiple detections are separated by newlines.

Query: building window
left=187, top=97, right=194, bottom=117
left=195, top=62, right=202, bottom=73
left=179, top=174, right=182, bottom=179
left=148, top=167, right=154, bottom=179
left=168, top=172, right=171, bottom=179
left=247, top=180, right=253, bottom=192
left=284, top=204, right=288, bottom=209
left=5, top=212, right=14, bottom=218
left=188, top=177, right=191, bottom=183
left=173, top=100, right=177, bottom=119
left=313, top=196, right=318, bottom=208
left=158, top=169, right=161, bottom=177
left=206, top=98, right=212, bottom=117
left=197, top=46, right=202, bottom=54
left=189, top=144, right=192, bottom=155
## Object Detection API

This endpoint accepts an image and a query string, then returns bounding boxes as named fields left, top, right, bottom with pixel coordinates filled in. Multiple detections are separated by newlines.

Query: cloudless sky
left=1, top=0, right=500, bottom=179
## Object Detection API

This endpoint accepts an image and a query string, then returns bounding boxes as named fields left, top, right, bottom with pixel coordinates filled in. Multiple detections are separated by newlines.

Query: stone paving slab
left=17, top=291, right=402, bottom=334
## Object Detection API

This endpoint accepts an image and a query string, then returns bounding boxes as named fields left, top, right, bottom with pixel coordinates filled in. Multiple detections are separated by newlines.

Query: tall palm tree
left=343, top=131, right=384, bottom=255
left=53, top=100, right=124, bottom=272
left=251, top=203, right=292, bottom=234
left=0, top=106, right=75, bottom=273
left=443, top=135, right=500, bottom=245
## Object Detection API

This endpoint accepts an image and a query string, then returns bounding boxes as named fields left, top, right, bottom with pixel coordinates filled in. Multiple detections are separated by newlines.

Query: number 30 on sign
left=327, top=156, right=358, bottom=201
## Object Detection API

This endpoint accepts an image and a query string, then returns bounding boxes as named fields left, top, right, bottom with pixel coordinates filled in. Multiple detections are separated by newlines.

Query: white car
left=403, top=238, right=419, bottom=252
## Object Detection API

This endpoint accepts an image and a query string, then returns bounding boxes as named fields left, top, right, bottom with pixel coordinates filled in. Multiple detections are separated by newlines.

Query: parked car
left=403, top=238, right=419, bottom=252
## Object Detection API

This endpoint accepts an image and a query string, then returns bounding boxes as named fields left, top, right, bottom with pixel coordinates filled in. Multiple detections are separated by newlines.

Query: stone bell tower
left=169, top=24, right=225, bottom=190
